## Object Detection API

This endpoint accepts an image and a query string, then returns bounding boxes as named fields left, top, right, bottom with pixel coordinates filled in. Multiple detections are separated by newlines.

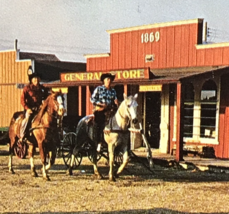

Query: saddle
left=14, top=111, right=37, bottom=140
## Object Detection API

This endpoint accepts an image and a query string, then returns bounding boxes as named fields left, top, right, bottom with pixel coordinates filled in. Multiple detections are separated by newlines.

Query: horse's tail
left=0, top=132, right=9, bottom=145
left=8, top=111, right=24, bottom=140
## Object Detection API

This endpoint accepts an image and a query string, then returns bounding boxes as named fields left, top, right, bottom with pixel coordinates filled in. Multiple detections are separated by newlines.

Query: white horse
left=67, top=93, right=138, bottom=181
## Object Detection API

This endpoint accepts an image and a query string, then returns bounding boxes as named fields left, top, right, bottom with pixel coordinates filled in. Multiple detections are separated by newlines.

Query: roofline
left=196, top=42, right=229, bottom=49
left=106, top=18, right=203, bottom=34
left=44, top=66, right=229, bottom=88
left=84, top=53, right=110, bottom=59
left=0, top=49, right=16, bottom=53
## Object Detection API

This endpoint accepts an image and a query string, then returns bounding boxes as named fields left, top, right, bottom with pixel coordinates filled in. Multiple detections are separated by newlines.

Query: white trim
left=0, top=49, right=16, bottom=53
left=84, top=53, right=110, bottom=59
left=196, top=42, right=229, bottom=49
left=15, top=59, right=31, bottom=63
left=107, top=18, right=203, bottom=34
left=184, top=137, right=219, bottom=145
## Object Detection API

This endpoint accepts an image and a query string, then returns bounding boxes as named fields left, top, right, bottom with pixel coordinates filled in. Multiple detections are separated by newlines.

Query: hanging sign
left=60, top=68, right=149, bottom=82
left=52, top=87, right=68, bottom=93
left=139, top=84, right=162, bottom=92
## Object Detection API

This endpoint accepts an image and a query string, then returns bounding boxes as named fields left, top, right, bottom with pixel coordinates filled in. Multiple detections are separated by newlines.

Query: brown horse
left=8, top=91, right=65, bottom=181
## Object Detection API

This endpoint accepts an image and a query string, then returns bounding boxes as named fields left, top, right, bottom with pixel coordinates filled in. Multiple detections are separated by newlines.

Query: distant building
left=0, top=41, right=86, bottom=130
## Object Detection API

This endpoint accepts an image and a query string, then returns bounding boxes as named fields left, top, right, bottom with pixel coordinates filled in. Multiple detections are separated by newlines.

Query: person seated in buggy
left=90, top=73, right=119, bottom=150
left=19, top=66, right=49, bottom=143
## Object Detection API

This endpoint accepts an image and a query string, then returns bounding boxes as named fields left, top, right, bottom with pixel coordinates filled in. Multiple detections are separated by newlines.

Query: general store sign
left=139, top=84, right=162, bottom=92
left=60, top=68, right=149, bottom=82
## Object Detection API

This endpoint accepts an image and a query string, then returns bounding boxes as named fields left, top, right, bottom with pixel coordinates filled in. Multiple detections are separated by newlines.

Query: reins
left=30, top=95, right=63, bottom=132
left=108, top=102, right=131, bottom=133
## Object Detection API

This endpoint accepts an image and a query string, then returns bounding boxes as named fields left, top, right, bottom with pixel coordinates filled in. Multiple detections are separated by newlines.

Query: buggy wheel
left=114, top=151, right=123, bottom=166
left=87, top=150, right=102, bottom=163
left=61, top=132, right=82, bottom=169
left=86, top=142, right=102, bottom=163
left=14, top=140, right=27, bottom=159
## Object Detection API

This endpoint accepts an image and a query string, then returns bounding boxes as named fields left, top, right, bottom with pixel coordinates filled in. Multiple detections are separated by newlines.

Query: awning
left=44, top=66, right=229, bottom=88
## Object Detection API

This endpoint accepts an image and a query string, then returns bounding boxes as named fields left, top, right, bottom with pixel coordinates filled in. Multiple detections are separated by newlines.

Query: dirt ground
left=1, top=145, right=229, bottom=214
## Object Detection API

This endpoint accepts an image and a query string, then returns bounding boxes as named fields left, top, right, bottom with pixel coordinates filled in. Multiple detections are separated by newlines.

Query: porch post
left=176, top=82, right=184, bottom=161
left=124, top=84, right=128, bottom=95
left=86, top=86, right=92, bottom=115
left=78, top=86, right=82, bottom=116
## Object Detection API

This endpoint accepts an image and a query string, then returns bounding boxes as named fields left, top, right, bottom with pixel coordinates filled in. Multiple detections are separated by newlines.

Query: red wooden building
left=48, top=18, right=229, bottom=160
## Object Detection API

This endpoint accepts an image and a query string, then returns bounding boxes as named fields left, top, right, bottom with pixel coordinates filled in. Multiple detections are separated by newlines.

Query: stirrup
left=103, top=127, right=111, bottom=134
left=97, top=143, right=102, bottom=152
left=18, top=135, right=27, bottom=143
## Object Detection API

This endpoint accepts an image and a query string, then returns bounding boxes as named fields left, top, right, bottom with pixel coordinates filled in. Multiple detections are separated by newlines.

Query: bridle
left=118, top=99, right=138, bottom=123
left=47, top=95, right=65, bottom=119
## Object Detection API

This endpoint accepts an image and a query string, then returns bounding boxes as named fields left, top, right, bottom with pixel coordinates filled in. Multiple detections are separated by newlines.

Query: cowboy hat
left=28, top=72, right=41, bottom=82
left=100, top=73, right=115, bottom=82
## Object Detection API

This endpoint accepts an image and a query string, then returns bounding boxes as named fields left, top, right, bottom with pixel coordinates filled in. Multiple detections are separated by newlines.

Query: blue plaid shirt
left=90, top=85, right=117, bottom=107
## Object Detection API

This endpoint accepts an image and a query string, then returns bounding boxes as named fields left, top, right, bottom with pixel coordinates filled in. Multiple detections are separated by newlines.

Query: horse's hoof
left=114, top=170, right=119, bottom=178
left=31, top=171, right=38, bottom=177
left=66, top=169, right=73, bottom=176
left=9, top=169, right=15, bottom=174
left=96, top=174, right=103, bottom=180
left=109, top=176, right=116, bottom=182
left=43, top=176, right=51, bottom=181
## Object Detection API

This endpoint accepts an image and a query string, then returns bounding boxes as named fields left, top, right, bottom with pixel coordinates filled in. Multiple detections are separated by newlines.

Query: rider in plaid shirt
left=90, top=73, right=118, bottom=149
left=90, top=85, right=117, bottom=108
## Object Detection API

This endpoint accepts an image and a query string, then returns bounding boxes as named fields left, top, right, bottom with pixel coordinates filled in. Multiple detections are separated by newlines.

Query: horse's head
left=123, top=93, right=138, bottom=124
left=50, top=90, right=66, bottom=117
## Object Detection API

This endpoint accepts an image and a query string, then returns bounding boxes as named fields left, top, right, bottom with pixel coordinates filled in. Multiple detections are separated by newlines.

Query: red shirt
left=21, top=83, right=49, bottom=110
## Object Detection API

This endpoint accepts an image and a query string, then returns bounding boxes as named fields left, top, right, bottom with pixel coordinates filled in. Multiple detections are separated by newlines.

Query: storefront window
left=200, top=80, right=217, bottom=139
left=183, top=83, right=194, bottom=138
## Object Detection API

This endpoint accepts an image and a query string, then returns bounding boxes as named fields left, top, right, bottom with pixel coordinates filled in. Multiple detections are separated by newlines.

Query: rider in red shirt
left=19, top=68, right=49, bottom=142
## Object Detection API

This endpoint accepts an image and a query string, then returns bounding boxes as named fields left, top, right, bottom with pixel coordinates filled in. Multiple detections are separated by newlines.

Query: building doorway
left=145, top=92, right=161, bottom=148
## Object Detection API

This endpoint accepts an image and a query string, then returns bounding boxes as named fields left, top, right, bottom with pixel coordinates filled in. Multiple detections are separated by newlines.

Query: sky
left=1, top=0, right=229, bottom=62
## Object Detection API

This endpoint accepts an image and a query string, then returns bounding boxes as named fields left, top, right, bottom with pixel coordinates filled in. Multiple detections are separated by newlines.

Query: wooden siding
left=87, top=19, right=229, bottom=71
left=0, top=50, right=31, bottom=128
left=218, top=74, right=229, bottom=158
left=86, top=20, right=204, bottom=71
left=85, top=19, right=229, bottom=159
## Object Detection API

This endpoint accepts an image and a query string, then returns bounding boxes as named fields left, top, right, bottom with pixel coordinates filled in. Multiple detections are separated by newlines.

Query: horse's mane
left=33, top=95, right=51, bottom=125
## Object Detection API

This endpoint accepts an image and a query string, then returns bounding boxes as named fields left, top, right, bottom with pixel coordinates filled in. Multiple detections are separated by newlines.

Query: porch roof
left=44, top=66, right=229, bottom=88
left=148, top=66, right=229, bottom=84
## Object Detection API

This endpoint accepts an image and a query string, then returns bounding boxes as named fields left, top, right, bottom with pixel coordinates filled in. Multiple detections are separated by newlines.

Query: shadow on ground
left=2, top=208, right=229, bottom=214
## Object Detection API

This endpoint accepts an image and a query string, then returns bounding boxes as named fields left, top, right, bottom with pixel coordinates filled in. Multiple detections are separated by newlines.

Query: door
left=145, top=92, right=161, bottom=149
left=145, top=92, right=161, bottom=148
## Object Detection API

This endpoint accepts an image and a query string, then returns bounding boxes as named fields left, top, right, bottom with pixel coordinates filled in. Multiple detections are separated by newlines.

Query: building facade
left=43, top=18, right=229, bottom=160
left=83, top=18, right=229, bottom=159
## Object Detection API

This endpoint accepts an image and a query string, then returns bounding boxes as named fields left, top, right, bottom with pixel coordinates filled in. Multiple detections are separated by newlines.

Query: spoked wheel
left=61, top=132, right=82, bottom=169
left=86, top=142, right=102, bottom=163
left=14, top=140, right=27, bottom=159
left=114, top=151, right=123, bottom=166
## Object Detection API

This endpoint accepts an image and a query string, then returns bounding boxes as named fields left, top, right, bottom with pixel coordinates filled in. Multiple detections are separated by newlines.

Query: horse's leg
left=92, top=147, right=103, bottom=179
left=28, top=143, right=38, bottom=177
left=108, top=144, right=116, bottom=182
left=38, top=142, right=50, bottom=181
left=67, top=145, right=80, bottom=176
left=45, top=151, right=52, bottom=170
left=115, top=146, right=129, bottom=176
left=45, top=142, right=56, bottom=171
left=8, top=140, right=15, bottom=174
left=66, top=154, right=75, bottom=176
